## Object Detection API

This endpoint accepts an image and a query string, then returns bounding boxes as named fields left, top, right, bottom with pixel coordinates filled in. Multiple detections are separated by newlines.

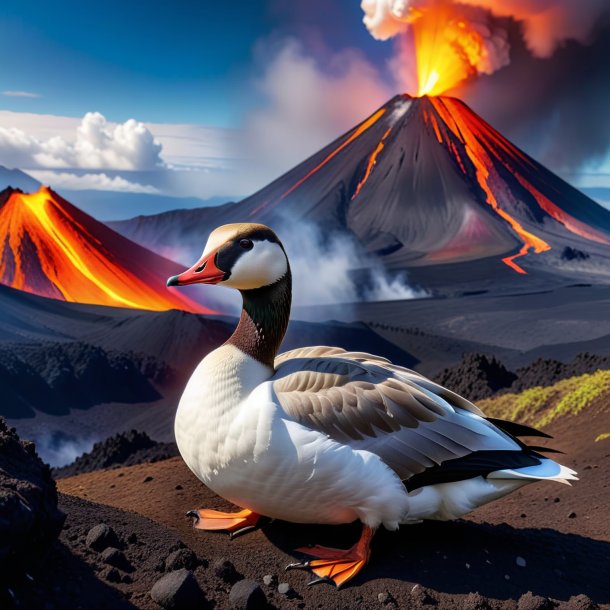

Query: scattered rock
left=143, top=476, right=154, bottom=483
left=86, top=523, right=119, bottom=551
left=463, top=592, right=492, bottom=610
left=150, top=569, right=206, bottom=610
left=100, top=566, right=122, bottom=583
left=516, top=556, right=527, bottom=567
left=277, top=582, right=291, bottom=595
left=518, top=591, right=555, bottom=610
left=0, top=418, right=65, bottom=576
left=554, top=498, right=561, bottom=503
left=229, top=579, right=267, bottom=610
left=568, top=511, right=577, bottom=519
left=165, top=548, right=198, bottom=572
left=100, top=547, right=131, bottom=571
left=262, top=574, right=277, bottom=586
left=378, top=591, right=394, bottom=604
left=175, top=485, right=183, bottom=490
left=213, top=557, right=239, bottom=584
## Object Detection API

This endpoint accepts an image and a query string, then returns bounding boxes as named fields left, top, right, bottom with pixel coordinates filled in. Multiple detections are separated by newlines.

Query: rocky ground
left=53, top=406, right=610, bottom=610
left=3, top=377, right=609, bottom=610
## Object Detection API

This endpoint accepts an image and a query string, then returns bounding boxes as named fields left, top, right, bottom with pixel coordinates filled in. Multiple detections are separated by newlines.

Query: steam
left=159, top=219, right=426, bottom=314
left=31, top=430, right=97, bottom=468
left=275, top=219, right=427, bottom=306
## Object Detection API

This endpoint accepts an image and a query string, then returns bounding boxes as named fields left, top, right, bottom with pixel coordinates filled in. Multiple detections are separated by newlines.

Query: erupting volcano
left=234, top=94, right=610, bottom=276
left=0, top=186, right=215, bottom=313
left=111, top=96, right=610, bottom=285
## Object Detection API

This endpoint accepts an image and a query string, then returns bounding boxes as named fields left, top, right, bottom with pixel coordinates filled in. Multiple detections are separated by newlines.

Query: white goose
left=167, top=223, right=577, bottom=588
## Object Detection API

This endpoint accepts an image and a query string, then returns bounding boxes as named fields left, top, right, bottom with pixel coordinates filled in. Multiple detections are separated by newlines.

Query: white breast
left=174, top=344, right=274, bottom=482
left=174, top=345, right=411, bottom=529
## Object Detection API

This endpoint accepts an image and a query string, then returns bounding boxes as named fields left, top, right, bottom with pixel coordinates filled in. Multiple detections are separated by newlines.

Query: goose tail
left=487, top=458, right=578, bottom=486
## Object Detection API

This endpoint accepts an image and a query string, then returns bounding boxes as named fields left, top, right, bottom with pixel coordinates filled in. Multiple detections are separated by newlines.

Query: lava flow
left=425, top=96, right=610, bottom=272
left=0, top=186, right=214, bottom=313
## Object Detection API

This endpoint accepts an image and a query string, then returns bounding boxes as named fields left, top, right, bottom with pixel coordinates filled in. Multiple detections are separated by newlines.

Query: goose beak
left=167, top=249, right=226, bottom=287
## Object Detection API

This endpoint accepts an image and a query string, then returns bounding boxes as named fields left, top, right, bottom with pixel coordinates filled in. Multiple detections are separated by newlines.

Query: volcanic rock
left=561, top=247, right=590, bottom=261
left=213, top=557, right=240, bottom=584
left=86, top=523, right=119, bottom=551
left=0, top=417, right=64, bottom=575
left=0, top=342, right=160, bottom=419
left=229, top=579, right=267, bottom=610
left=54, top=430, right=179, bottom=478
left=164, top=548, right=198, bottom=571
left=433, top=353, right=517, bottom=401
left=100, top=546, right=131, bottom=571
left=150, top=569, right=206, bottom=610
left=511, top=353, right=610, bottom=393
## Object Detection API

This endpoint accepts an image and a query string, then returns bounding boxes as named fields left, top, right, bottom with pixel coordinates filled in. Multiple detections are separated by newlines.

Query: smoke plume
left=361, top=0, right=610, bottom=173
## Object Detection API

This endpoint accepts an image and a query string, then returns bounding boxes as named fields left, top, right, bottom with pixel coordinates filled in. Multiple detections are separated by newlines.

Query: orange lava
left=0, top=187, right=213, bottom=313
left=410, top=2, right=485, bottom=96
left=428, top=97, right=552, bottom=274
left=250, top=107, right=387, bottom=215
left=352, top=127, right=392, bottom=200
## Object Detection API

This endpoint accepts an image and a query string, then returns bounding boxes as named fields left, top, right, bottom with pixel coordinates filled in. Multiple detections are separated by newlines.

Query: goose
left=166, top=223, right=577, bottom=588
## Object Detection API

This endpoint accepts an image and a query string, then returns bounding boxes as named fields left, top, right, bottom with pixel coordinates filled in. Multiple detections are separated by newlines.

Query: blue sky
left=0, top=0, right=392, bottom=125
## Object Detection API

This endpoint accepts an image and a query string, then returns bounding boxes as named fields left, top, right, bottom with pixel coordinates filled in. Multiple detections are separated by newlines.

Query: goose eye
left=239, top=239, right=253, bottom=250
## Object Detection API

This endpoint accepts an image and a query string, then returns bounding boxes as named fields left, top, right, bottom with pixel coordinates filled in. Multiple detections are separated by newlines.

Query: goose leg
left=186, top=508, right=261, bottom=538
left=286, top=525, right=375, bottom=588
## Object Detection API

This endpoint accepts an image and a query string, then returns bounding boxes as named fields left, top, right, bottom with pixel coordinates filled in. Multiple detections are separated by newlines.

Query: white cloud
left=2, top=90, right=41, bottom=98
left=27, top=170, right=160, bottom=193
left=0, top=111, right=163, bottom=170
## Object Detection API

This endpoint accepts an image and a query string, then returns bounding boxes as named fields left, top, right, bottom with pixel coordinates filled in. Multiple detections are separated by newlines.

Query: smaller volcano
left=0, top=186, right=214, bottom=313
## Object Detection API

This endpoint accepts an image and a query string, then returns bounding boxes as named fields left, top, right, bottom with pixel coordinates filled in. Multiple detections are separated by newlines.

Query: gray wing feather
left=272, top=347, right=518, bottom=480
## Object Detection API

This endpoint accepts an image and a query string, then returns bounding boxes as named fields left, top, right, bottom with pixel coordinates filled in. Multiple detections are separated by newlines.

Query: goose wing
left=272, top=347, right=520, bottom=481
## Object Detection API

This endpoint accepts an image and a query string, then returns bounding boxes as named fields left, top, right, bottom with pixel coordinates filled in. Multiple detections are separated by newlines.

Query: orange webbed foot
left=186, top=508, right=261, bottom=538
left=286, top=526, right=375, bottom=588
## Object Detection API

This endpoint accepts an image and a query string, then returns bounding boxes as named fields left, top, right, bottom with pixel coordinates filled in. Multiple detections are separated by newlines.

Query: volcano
left=0, top=186, right=214, bottom=313
left=112, top=94, right=610, bottom=281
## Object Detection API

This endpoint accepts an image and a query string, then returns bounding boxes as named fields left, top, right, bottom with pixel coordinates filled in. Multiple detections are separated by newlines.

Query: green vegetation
left=479, top=369, right=610, bottom=428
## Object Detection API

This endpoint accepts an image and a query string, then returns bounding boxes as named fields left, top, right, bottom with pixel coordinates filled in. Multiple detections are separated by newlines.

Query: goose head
left=167, top=223, right=289, bottom=291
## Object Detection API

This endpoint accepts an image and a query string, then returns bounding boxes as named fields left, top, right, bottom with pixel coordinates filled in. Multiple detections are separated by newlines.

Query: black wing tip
left=486, top=417, right=553, bottom=439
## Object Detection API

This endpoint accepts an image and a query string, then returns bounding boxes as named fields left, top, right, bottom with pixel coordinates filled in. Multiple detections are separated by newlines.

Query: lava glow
left=352, top=127, right=392, bottom=200
left=411, top=5, right=484, bottom=96
left=0, top=187, right=212, bottom=313
left=428, top=97, right=551, bottom=273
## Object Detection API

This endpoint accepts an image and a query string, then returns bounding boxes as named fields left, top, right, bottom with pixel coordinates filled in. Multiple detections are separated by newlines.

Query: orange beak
left=166, top=249, right=226, bottom=287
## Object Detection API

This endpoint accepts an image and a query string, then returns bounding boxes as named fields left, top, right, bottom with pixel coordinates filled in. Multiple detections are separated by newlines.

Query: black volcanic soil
left=56, top=410, right=610, bottom=610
